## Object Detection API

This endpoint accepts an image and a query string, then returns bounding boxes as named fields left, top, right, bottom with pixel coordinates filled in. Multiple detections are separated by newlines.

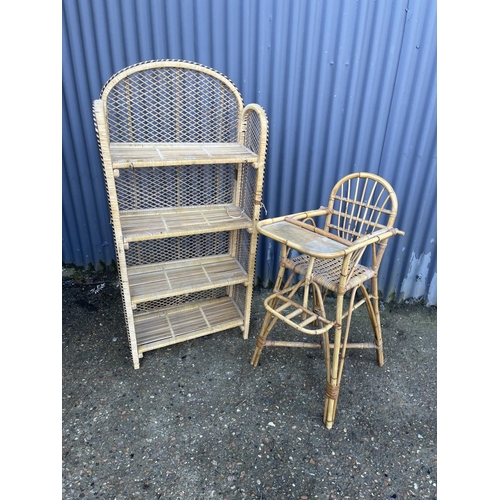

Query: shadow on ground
left=62, top=267, right=437, bottom=500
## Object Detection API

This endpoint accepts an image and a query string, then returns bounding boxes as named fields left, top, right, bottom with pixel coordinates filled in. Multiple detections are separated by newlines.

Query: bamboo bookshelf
left=93, top=60, right=268, bottom=368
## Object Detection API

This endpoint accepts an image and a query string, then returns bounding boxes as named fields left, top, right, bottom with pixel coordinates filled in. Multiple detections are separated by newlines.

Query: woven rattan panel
left=133, top=284, right=247, bottom=318
left=115, top=164, right=236, bottom=210
left=105, top=67, right=240, bottom=143
left=284, top=254, right=375, bottom=293
left=133, top=287, right=228, bottom=315
left=240, top=163, right=258, bottom=218
left=125, top=232, right=230, bottom=266
left=243, top=109, right=262, bottom=152
left=231, top=282, right=247, bottom=316
left=234, top=225, right=251, bottom=272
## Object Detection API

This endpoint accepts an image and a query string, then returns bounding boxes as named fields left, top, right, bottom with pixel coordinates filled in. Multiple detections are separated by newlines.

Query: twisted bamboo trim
left=240, top=104, right=268, bottom=338
left=93, top=98, right=141, bottom=369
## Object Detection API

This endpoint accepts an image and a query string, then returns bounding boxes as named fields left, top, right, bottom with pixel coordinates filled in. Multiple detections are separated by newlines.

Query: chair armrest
left=344, top=227, right=404, bottom=254
left=257, top=208, right=332, bottom=228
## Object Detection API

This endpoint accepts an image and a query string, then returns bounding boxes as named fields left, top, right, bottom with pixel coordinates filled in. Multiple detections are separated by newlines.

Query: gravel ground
left=62, top=267, right=437, bottom=500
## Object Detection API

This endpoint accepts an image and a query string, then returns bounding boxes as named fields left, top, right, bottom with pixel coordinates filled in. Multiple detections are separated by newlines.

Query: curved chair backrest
left=100, top=60, right=244, bottom=144
left=325, top=172, right=399, bottom=243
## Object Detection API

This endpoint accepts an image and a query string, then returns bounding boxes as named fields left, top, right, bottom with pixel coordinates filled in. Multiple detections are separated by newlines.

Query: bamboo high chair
left=250, top=172, right=404, bottom=429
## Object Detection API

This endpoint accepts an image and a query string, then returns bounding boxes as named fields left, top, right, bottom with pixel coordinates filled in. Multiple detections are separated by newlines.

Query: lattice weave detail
left=105, top=66, right=241, bottom=143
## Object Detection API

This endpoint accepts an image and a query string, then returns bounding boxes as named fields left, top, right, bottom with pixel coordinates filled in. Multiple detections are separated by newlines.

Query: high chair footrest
left=263, top=292, right=338, bottom=335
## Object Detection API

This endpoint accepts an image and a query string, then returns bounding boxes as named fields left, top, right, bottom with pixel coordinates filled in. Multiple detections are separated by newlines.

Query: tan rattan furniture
left=250, top=172, right=404, bottom=429
left=93, top=60, right=268, bottom=369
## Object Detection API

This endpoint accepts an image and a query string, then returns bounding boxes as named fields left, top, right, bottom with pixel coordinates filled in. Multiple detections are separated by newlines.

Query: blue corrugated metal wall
left=62, top=0, right=437, bottom=305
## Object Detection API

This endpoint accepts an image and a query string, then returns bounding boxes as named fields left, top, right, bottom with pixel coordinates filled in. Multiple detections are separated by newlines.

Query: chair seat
left=284, top=254, right=375, bottom=293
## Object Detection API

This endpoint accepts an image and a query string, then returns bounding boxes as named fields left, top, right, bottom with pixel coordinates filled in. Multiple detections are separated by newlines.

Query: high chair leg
left=250, top=308, right=280, bottom=366
left=359, top=281, right=384, bottom=366
left=250, top=262, right=293, bottom=366
left=323, top=294, right=345, bottom=429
